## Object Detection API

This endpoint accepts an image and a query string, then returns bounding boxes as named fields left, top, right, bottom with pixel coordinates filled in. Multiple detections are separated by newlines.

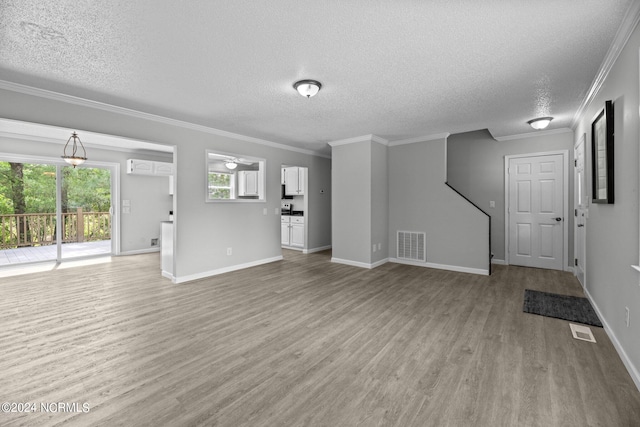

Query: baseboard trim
left=389, top=258, right=490, bottom=276
left=584, top=287, right=640, bottom=392
left=491, top=258, right=506, bottom=265
left=119, top=247, right=160, bottom=256
left=330, top=257, right=389, bottom=269
left=303, top=245, right=332, bottom=254
left=174, top=255, right=283, bottom=284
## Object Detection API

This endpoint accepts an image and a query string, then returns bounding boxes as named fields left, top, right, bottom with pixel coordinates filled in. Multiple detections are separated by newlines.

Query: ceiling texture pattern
left=0, top=0, right=636, bottom=155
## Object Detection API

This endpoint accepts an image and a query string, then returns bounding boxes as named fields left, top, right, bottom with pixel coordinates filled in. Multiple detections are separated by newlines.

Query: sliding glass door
left=59, top=165, right=112, bottom=260
left=0, top=161, right=58, bottom=265
left=0, top=159, right=113, bottom=266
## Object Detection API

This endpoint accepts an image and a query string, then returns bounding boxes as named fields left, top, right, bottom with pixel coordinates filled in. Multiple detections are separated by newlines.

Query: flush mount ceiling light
left=61, top=132, right=87, bottom=168
left=527, top=117, right=553, bottom=130
left=293, top=79, right=322, bottom=98
left=224, top=160, right=238, bottom=170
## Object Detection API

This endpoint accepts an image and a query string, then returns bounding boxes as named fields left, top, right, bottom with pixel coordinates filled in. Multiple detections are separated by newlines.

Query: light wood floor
left=1, top=250, right=639, bottom=426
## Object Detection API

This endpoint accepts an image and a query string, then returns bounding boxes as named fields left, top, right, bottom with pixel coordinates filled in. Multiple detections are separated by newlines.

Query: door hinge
left=575, top=209, right=578, bottom=217
left=574, top=160, right=577, bottom=167
left=574, top=258, right=578, bottom=266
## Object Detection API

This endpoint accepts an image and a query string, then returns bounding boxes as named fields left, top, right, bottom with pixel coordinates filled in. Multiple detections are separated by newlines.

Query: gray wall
left=331, top=141, right=372, bottom=264
left=389, top=137, right=489, bottom=272
left=0, top=137, right=172, bottom=254
left=0, top=89, right=332, bottom=281
left=573, top=20, right=640, bottom=385
left=371, top=142, right=389, bottom=264
left=447, top=129, right=574, bottom=262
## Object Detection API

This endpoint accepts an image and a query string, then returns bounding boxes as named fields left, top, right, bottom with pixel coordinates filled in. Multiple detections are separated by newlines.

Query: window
left=207, top=172, right=234, bottom=200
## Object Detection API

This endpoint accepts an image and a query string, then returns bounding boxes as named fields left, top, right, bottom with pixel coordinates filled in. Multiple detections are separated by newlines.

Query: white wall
left=389, top=137, right=490, bottom=274
left=573, top=22, right=640, bottom=388
left=0, top=89, right=332, bottom=282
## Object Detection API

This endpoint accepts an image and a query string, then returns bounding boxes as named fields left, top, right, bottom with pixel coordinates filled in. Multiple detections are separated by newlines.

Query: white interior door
left=574, top=136, right=587, bottom=286
left=508, top=154, right=564, bottom=270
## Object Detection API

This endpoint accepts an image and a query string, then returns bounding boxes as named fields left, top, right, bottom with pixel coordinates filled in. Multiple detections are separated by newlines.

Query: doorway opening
left=0, top=158, right=116, bottom=267
left=280, top=165, right=308, bottom=253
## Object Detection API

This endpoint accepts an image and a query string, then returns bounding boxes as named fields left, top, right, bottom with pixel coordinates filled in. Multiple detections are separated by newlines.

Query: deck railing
left=0, top=208, right=111, bottom=249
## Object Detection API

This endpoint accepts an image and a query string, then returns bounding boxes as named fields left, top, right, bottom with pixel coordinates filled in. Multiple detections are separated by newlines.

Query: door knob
left=577, top=224, right=584, bottom=227
left=554, top=217, right=562, bottom=221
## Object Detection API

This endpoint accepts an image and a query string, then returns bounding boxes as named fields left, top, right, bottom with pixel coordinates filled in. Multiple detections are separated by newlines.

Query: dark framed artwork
left=591, top=100, right=614, bottom=204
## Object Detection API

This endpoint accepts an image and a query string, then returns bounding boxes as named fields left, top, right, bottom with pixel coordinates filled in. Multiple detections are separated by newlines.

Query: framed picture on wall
left=591, top=100, right=614, bottom=204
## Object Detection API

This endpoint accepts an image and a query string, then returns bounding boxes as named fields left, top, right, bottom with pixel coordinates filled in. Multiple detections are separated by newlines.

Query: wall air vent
left=397, top=231, right=426, bottom=262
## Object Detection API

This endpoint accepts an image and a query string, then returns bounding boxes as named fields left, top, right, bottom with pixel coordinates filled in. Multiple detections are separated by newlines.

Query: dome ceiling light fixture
left=61, top=131, right=87, bottom=167
left=293, top=79, right=322, bottom=98
left=527, top=117, right=553, bottom=130
left=224, top=160, right=238, bottom=170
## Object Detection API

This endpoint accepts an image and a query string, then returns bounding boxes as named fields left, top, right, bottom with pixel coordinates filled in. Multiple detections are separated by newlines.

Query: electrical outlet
left=489, top=200, right=495, bottom=208
left=263, top=208, right=268, bottom=215
left=625, top=307, right=630, bottom=327
left=372, top=244, right=377, bottom=253
left=151, top=238, right=159, bottom=247
left=227, top=247, right=232, bottom=256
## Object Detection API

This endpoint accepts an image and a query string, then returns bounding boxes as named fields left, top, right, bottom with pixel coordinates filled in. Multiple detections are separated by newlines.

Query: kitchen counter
left=281, top=210, right=304, bottom=216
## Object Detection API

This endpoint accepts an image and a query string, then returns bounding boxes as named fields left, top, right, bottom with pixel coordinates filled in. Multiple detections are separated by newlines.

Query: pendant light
left=293, top=80, right=322, bottom=98
left=61, top=132, right=87, bottom=167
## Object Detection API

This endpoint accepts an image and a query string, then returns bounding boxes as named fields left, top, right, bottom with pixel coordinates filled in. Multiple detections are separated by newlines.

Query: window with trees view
left=208, top=172, right=234, bottom=200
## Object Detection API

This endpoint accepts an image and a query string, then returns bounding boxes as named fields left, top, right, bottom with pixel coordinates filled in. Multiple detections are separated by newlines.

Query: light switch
left=489, top=201, right=495, bottom=208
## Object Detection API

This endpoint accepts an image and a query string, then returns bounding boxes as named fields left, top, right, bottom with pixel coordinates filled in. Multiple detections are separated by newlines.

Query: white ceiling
left=0, top=1, right=636, bottom=156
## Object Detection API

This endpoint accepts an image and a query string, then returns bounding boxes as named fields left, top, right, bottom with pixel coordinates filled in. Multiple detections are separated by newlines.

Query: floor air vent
left=397, top=231, right=426, bottom=262
left=570, top=323, right=596, bottom=343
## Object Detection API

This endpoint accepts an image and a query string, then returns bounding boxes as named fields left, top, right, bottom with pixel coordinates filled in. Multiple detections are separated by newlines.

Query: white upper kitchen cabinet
left=283, top=167, right=305, bottom=195
left=127, top=159, right=174, bottom=176
left=238, top=170, right=259, bottom=196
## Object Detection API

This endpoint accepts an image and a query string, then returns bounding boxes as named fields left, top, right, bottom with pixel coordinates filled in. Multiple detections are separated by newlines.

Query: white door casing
left=574, top=135, right=587, bottom=287
left=505, top=152, right=568, bottom=270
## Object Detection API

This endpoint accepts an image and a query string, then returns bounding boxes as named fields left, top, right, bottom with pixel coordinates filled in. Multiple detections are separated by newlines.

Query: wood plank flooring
left=1, top=250, right=639, bottom=426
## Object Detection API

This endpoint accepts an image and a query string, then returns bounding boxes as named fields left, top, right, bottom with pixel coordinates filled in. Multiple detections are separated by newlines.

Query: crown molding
left=328, top=134, right=389, bottom=147
left=571, top=0, right=640, bottom=129
left=388, top=132, right=450, bottom=147
left=494, top=127, right=572, bottom=142
left=0, top=80, right=330, bottom=159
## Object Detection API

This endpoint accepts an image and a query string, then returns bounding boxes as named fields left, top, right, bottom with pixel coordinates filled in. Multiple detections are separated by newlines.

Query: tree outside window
left=208, top=172, right=234, bottom=199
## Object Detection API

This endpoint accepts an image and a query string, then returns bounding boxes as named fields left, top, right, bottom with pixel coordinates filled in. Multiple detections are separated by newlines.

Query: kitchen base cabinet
left=281, top=216, right=304, bottom=248
left=290, top=222, right=304, bottom=247
left=281, top=216, right=291, bottom=245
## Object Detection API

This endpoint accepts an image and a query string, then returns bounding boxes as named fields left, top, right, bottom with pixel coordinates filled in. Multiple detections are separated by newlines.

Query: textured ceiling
left=0, top=0, right=635, bottom=155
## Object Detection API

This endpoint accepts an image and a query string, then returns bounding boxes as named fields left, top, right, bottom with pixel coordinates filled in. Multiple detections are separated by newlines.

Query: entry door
left=574, top=136, right=587, bottom=286
left=508, top=154, right=564, bottom=270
